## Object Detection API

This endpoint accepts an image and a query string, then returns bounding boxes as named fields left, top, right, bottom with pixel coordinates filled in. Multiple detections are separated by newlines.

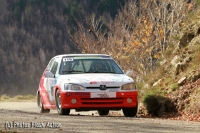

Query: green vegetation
left=63, top=0, right=82, bottom=26
left=171, top=83, right=178, bottom=91
left=99, top=0, right=116, bottom=15
left=14, top=6, right=20, bottom=20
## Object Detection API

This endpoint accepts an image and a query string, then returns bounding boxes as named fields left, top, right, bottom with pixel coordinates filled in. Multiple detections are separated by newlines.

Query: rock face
left=179, top=22, right=200, bottom=48
left=178, top=77, right=187, bottom=86
left=188, top=70, right=200, bottom=82
left=174, top=56, right=192, bottom=75
left=160, top=59, right=167, bottom=65
left=169, top=54, right=192, bottom=76
left=171, top=56, right=180, bottom=66
left=179, top=32, right=194, bottom=47
left=153, top=79, right=163, bottom=87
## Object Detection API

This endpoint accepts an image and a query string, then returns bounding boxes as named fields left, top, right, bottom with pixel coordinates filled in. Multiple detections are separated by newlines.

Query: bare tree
left=71, top=0, right=193, bottom=81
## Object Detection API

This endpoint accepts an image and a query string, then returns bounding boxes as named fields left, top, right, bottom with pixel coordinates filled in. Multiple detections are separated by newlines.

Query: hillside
left=0, top=0, right=125, bottom=95
left=0, top=0, right=78, bottom=95
left=138, top=7, right=200, bottom=121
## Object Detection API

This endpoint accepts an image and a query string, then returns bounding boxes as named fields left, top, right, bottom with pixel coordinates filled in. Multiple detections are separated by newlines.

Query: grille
left=86, top=86, right=120, bottom=89
left=81, top=97, right=124, bottom=104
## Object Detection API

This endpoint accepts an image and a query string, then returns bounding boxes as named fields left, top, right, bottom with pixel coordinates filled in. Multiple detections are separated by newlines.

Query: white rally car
left=37, top=54, right=138, bottom=117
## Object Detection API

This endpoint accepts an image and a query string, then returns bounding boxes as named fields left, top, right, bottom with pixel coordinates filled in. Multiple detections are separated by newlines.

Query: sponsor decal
left=101, top=81, right=114, bottom=84
left=91, top=92, right=116, bottom=98
left=71, top=92, right=90, bottom=96
left=97, top=93, right=109, bottom=98
left=90, top=81, right=97, bottom=84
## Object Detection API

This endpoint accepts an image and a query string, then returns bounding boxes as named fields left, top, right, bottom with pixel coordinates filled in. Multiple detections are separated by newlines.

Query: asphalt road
left=0, top=102, right=199, bottom=133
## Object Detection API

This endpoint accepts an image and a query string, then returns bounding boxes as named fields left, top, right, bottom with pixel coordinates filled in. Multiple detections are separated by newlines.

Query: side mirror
left=125, top=70, right=133, bottom=77
left=45, top=71, right=55, bottom=78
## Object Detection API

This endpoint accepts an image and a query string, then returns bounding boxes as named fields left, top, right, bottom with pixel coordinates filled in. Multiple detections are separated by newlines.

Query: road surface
left=0, top=102, right=199, bottom=133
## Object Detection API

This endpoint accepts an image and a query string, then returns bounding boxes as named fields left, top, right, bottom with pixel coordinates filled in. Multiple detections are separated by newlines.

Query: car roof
left=54, top=54, right=110, bottom=58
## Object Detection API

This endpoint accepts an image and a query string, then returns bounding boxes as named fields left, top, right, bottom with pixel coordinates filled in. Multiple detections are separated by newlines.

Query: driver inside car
left=88, top=61, right=106, bottom=72
left=95, top=62, right=103, bottom=70
left=62, top=63, right=71, bottom=73
left=94, top=62, right=106, bottom=72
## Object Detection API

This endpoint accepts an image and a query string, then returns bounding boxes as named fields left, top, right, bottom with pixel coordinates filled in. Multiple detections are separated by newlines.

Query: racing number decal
left=63, top=58, right=73, bottom=62
left=44, top=78, right=55, bottom=102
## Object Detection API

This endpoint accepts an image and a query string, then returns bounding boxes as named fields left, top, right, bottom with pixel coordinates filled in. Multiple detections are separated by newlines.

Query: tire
left=122, top=106, right=138, bottom=117
left=56, top=91, right=70, bottom=115
left=98, top=109, right=109, bottom=116
left=37, top=93, right=50, bottom=113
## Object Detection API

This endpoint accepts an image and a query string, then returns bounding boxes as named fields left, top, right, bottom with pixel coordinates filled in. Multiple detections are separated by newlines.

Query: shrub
left=143, top=94, right=177, bottom=116
left=0, top=94, right=10, bottom=101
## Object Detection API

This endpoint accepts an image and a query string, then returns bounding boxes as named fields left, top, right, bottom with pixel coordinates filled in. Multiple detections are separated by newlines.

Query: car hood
left=57, top=74, right=133, bottom=87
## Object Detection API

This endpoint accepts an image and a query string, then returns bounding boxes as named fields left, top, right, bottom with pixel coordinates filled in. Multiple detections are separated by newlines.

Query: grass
left=141, top=86, right=161, bottom=101
left=0, top=94, right=36, bottom=102
left=144, top=70, right=162, bottom=86
left=171, top=83, right=178, bottom=91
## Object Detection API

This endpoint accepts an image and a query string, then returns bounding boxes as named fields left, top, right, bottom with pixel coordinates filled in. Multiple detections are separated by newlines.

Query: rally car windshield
left=59, top=56, right=123, bottom=74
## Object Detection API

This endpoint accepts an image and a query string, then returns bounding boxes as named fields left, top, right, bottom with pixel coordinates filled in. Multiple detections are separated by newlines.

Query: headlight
left=64, top=84, right=85, bottom=90
left=121, top=83, right=136, bottom=90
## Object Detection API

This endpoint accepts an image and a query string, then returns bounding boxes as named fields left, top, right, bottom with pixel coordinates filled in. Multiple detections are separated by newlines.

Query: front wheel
left=37, top=93, right=50, bottom=113
left=56, top=90, right=70, bottom=115
left=98, top=109, right=109, bottom=116
left=122, top=106, right=138, bottom=117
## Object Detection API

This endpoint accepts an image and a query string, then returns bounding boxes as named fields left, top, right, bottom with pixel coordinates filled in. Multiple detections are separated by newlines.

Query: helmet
left=62, top=62, right=71, bottom=71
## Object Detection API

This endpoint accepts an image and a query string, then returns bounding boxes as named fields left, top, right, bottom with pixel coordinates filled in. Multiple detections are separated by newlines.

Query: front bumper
left=60, top=91, right=138, bottom=109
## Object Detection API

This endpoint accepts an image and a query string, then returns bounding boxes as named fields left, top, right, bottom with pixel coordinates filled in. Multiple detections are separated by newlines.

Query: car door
left=44, top=57, right=60, bottom=103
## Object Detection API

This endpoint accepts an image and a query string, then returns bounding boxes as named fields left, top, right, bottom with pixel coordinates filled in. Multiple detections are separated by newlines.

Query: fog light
left=127, top=98, right=132, bottom=103
left=71, top=99, right=77, bottom=104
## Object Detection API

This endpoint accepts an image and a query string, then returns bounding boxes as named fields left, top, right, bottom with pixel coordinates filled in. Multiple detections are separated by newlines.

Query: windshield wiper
left=62, top=70, right=84, bottom=73
left=93, top=71, right=101, bottom=73
left=103, top=72, right=116, bottom=73
left=91, top=71, right=115, bottom=73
